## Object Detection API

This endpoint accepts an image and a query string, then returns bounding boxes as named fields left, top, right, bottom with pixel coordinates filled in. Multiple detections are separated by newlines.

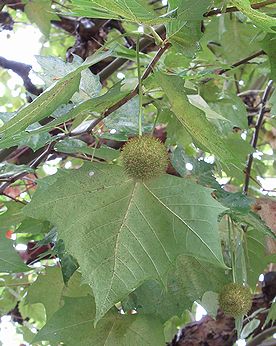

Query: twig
left=96, top=42, right=170, bottom=124
left=204, top=0, right=276, bottom=17
left=246, top=326, right=276, bottom=346
left=243, top=80, right=274, bottom=194
left=0, top=142, right=55, bottom=194
left=2, top=192, right=27, bottom=205
left=99, top=25, right=166, bottom=82
left=218, top=51, right=265, bottom=75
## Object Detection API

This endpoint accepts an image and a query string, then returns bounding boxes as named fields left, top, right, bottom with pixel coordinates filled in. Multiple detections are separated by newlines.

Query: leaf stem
left=228, top=216, right=236, bottom=283
left=136, top=35, right=143, bottom=137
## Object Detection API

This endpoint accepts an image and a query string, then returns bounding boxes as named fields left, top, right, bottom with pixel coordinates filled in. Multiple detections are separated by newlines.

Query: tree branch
left=0, top=56, right=42, bottom=95
left=94, top=41, right=171, bottom=127
left=99, top=24, right=166, bottom=82
left=243, top=80, right=274, bottom=194
left=204, top=0, right=276, bottom=17
left=218, top=50, right=265, bottom=75
left=0, top=142, right=55, bottom=194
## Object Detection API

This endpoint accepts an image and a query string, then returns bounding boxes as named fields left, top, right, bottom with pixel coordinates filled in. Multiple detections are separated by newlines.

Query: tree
left=0, top=0, right=275, bottom=345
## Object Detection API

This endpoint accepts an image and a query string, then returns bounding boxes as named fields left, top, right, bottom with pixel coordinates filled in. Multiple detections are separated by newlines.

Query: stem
left=228, top=216, right=236, bottom=283
left=137, top=35, right=143, bottom=137
left=243, top=80, right=274, bottom=194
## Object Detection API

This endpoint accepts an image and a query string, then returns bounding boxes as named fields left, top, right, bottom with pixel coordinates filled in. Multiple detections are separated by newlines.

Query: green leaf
left=240, top=318, right=260, bottom=339
left=16, top=218, right=51, bottom=234
left=35, top=55, right=101, bottom=103
left=156, top=73, right=235, bottom=163
left=124, top=255, right=229, bottom=323
left=0, top=203, right=24, bottom=230
left=70, top=0, right=172, bottom=25
left=167, top=20, right=202, bottom=58
left=201, top=291, right=219, bottom=318
left=245, top=229, right=276, bottom=288
left=264, top=301, right=276, bottom=327
left=0, top=162, right=34, bottom=178
left=26, top=267, right=64, bottom=320
left=168, top=0, right=211, bottom=20
left=0, top=231, right=29, bottom=273
left=25, top=0, right=59, bottom=37
left=55, top=139, right=119, bottom=161
left=0, top=50, right=111, bottom=139
left=201, top=15, right=261, bottom=63
left=232, top=0, right=276, bottom=32
left=34, top=296, right=165, bottom=345
left=261, top=34, right=276, bottom=81
left=24, top=163, right=226, bottom=322
left=12, top=82, right=128, bottom=141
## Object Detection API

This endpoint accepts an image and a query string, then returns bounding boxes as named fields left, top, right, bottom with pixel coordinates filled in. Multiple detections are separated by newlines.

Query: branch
left=246, top=327, right=276, bottom=346
left=0, top=142, right=55, bottom=194
left=218, top=50, right=265, bottom=75
left=243, top=80, right=274, bottom=194
left=204, top=0, right=276, bottom=17
left=99, top=24, right=166, bottom=82
left=0, top=56, right=41, bottom=95
left=94, top=41, right=171, bottom=128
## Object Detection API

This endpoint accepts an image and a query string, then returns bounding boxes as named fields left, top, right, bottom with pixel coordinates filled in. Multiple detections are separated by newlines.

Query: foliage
left=0, top=0, right=276, bottom=345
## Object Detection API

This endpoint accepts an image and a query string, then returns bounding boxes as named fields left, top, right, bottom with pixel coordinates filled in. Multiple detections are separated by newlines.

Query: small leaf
left=240, top=318, right=260, bottom=339
left=201, top=291, right=219, bottom=318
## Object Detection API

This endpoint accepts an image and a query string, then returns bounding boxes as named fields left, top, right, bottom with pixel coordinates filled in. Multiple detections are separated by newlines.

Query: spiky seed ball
left=121, top=135, right=168, bottom=181
left=219, top=283, right=252, bottom=317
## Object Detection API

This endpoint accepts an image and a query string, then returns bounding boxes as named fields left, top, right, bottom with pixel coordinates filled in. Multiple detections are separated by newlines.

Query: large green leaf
left=156, top=73, right=235, bottom=163
left=0, top=231, right=29, bottom=273
left=70, top=0, right=173, bottom=24
left=34, top=296, right=165, bottom=345
left=232, top=0, right=276, bottom=32
left=0, top=50, right=111, bottom=139
left=25, top=163, right=225, bottom=321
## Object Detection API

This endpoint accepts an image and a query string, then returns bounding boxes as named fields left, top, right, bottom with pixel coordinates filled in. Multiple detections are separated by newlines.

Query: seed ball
left=121, top=135, right=168, bottom=181
left=219, top=283, right=252, bottom=317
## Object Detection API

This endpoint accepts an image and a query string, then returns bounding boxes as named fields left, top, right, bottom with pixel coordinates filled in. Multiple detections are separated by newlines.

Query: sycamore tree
left=0, top=0, right=276, bottom=345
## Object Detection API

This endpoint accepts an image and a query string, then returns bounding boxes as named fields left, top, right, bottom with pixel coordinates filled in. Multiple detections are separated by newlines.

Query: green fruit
left=219, top=283, right=252, bottom=317
left=121, top=135, right=168, bottom=181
